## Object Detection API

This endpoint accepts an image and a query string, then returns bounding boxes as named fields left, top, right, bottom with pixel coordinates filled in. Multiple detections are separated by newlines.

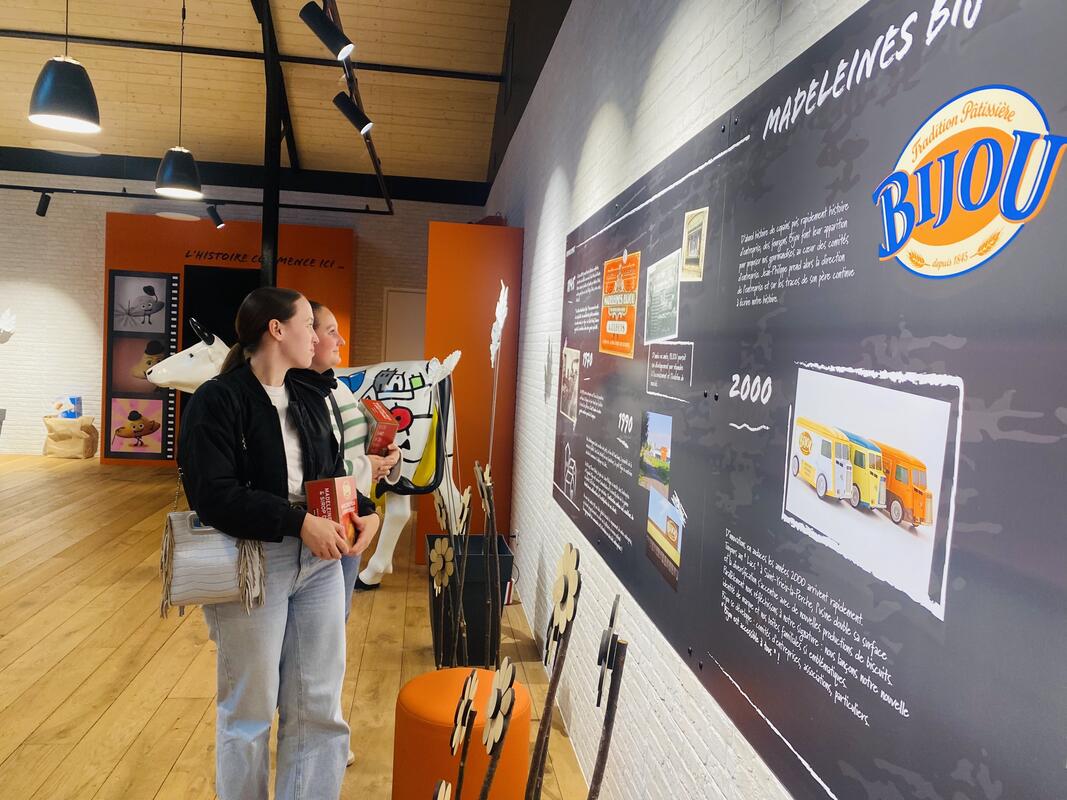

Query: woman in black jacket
left=179, top=287, right=370, bottom=800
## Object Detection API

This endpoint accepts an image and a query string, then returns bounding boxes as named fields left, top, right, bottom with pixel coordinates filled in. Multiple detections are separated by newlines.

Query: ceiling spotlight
left=300, top=2, right=354, bottom=61
left=207, top=205, right=225, bottom=229
left=333, top=92, right=373, bottom=136
left=35, top=193, right=51, bottom=217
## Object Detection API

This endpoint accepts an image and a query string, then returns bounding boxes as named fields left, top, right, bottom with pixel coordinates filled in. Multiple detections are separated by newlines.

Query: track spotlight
left=300, top=2, right=354, bottom=61
left=333, top=92, right=373, bottom=136
left=207, top=204, right=225, bottom=229
left=35, top=193, right=51, bottom=217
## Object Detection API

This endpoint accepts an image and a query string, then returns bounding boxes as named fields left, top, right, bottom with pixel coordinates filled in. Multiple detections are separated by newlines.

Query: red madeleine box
left=361, top=397, right=398, bottom=456
left=305, top=476, right=360, bottom=547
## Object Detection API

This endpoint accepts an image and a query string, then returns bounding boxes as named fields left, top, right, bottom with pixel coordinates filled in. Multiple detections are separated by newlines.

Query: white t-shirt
left=260, top=382, right=305, bottom=502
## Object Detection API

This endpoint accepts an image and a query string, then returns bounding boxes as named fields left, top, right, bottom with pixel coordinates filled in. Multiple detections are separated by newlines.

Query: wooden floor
left=0, top=456, right=587, bottom=800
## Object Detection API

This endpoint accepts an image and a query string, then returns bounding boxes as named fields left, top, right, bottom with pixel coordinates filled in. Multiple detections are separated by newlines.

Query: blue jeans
left=204, top=537, right=349, bottom=800
left=340, top=555, right=360, bottom=621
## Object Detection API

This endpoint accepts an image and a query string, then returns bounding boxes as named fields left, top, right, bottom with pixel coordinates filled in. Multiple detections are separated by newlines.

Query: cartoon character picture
left=112, top=276, right=168, bottom=333
left=109, top=398, right=165, bottom=454
left=114, top=410, right=161, bottom=447
left=133, top=286, right=164, bottom=324
left=130, top=340, right=166, bottom=380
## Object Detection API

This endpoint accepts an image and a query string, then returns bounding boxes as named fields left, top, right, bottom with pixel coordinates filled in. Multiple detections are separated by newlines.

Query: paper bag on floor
left=43, top=415, right=99, bottom=459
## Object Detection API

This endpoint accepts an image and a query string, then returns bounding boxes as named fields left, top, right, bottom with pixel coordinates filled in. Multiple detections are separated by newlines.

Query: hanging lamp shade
left=28, top=56, right=101, bottom=134
left=155, top=146, right=203, bottom=199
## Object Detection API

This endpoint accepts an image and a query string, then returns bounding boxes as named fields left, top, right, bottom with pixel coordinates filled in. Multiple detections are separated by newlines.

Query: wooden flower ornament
left=482, top=656, right=517, bottom=755
left=545, top=543, right=582, bottom=666
left=429, top=537, right=455, bottom=597
left=596, top=595, right=621, bottom=707
left=451, top=669, right=479, bottom=756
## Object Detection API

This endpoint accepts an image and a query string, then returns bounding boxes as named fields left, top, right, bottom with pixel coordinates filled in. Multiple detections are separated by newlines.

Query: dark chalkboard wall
left=552, top=2, right=1067, bottom=798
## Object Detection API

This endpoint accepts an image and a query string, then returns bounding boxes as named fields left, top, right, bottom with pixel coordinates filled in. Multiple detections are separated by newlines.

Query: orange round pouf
left=392, top=667, right=531, bottom=799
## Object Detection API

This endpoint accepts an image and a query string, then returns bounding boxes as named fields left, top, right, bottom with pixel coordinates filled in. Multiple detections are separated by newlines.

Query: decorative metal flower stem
left=455, top=706, right=476, bottom=800
left=451, top=492, right=473, bottom=667
left=525, top=621, right=575, bottom=800
left=476, top=713, right=512, bottom=800
left=587, top=639, right=627, bottom=800
left=436, top=586, right=447, bottom=668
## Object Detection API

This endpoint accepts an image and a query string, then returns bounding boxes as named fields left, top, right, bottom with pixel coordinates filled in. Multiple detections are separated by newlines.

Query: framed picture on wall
left=111, top=275, right=170, bottom=333
left=104, top=270, right=179, bottom=460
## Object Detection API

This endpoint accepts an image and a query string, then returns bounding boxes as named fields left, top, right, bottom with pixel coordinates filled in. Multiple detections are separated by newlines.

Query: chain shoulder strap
left=172, top=468, right=184, bottom=512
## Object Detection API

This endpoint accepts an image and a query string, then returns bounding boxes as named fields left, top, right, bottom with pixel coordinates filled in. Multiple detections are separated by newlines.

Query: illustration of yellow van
left=873, top=440, right=934, bottom=527
left=791, top=417, right=852, bottom=500
left=839, top=430, right=887, bottom=511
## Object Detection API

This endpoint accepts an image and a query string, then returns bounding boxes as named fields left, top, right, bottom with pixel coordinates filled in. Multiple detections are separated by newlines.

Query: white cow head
left=146, top=318, right=230, bottom=394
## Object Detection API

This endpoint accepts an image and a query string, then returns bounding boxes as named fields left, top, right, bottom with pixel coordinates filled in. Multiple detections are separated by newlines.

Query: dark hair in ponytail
left=309, top=300, right=326, bottom=330
left=219, top=287, right=304, bottom=374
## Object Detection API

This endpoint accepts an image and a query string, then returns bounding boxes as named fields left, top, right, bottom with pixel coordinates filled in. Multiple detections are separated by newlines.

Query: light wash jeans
left=204, top=536, right=349, bottom=800
left=340, top=554, right=360, bottom=621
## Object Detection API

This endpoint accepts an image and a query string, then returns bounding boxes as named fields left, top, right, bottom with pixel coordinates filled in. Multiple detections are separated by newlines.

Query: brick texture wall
left=0, top=170, right=478, bottom=454
left=485, top=1, right=869, bottom=797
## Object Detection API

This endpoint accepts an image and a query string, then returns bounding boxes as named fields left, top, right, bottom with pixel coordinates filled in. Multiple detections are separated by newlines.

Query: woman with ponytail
left=178, top=287, right=374, bottom=800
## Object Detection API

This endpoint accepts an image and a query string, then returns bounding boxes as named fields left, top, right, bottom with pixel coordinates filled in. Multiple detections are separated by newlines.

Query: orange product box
left=305, top=475, right=360, bottom=547
left=360, top=397, right=399, bottom=456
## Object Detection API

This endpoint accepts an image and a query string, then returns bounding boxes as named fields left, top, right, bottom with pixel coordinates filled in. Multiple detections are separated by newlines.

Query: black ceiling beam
left=0, top=28, right=502, bottom=83
left=0, top=147, right=491, bottom=206
left=254, top=0, right=283, bottom=284
left=324, top=0, right=393, bottom=215
left=250, top=0, right=300, bottom=171
left=0, top=182, right=391, bottom=214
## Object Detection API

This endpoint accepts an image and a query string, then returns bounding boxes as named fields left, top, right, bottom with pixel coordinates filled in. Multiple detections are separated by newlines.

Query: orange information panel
left=598, top=251, right=640, bottom=358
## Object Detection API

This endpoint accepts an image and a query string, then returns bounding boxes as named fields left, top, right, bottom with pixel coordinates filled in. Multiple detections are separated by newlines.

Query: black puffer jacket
left=178, top=361, right=372, bottom=542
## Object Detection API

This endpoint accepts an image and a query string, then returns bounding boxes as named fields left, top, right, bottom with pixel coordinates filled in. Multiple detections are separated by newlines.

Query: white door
left=383, top=289, right=426, bottom=362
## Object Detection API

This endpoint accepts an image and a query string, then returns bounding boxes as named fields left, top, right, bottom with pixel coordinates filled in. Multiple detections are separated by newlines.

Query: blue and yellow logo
left=874, top=85, right=1066, bottom=278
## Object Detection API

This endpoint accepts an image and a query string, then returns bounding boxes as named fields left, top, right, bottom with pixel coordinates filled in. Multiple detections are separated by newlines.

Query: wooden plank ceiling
left=0, top=0, right=508, bottom=182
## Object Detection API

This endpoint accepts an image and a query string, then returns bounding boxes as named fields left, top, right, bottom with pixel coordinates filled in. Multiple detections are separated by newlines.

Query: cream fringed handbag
left=159, top=470, right=266, bottom=617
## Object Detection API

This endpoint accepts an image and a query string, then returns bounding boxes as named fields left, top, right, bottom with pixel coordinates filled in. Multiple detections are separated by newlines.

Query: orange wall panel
left=102, top=213, right=355, bottom=465
left=417, top=221, right=523, bottom=546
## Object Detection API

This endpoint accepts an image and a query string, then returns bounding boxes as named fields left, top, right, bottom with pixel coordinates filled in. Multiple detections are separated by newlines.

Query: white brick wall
left=0, top=170, right=479, bottom=454
left=486, top=1, right=870, bottom=797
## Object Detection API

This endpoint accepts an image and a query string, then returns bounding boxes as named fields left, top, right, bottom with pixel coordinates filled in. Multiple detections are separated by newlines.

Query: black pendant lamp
left=28, top=0, right=100, bottom=134
left=156, top=1, right=203, bottom=200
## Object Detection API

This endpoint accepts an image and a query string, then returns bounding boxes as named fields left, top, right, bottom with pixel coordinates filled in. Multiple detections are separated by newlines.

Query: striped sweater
left=329, top=381, right=374, bottom=496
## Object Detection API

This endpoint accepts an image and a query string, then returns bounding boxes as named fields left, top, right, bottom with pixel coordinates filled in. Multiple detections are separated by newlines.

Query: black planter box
left=427, top=533, right=514, bottom=668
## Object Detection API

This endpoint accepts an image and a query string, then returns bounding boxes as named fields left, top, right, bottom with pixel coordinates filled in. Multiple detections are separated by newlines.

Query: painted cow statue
left=336, top=356, right=464, bottom=587
left=147, top=320, right=464, bottom=586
